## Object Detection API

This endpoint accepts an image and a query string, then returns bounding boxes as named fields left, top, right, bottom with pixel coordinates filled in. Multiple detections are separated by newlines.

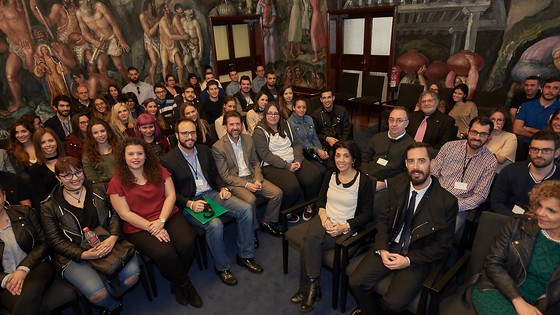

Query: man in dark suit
left=406, top=91, right=456, bottom=150
left=44, top=94, right=72, bottom=143
left=161, top=118, right=262, bottom=287
left=349, top=142, right=458, bottom=314
left=212, top=111, right=283, bottom=239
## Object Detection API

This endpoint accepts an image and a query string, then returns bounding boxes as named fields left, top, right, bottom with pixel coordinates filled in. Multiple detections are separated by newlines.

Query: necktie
left=401, top=191, right=417, bottom=255
left=414, top=116, right=429, bottom=142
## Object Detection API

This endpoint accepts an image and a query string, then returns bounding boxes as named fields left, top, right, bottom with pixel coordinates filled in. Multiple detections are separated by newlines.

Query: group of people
left=0, top=63, right=559, bottom=315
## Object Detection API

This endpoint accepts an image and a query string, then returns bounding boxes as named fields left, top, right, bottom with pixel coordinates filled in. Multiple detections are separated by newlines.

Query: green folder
left=184, top=196, right=228, bottom=224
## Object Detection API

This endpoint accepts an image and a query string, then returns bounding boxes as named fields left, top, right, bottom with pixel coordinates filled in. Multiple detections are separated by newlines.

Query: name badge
left=195, top=179, right=204, bottom=188
left=376, top=158, right=388, bottom=166
left=454, top=182, right=468, bottom=190
left=512, top=205, right=526, bottom=215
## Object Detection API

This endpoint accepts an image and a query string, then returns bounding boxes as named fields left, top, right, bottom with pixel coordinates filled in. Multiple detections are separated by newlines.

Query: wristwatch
left=222, top=187, right=230, bottom=192
left=159, top=218, right=166, bottom=225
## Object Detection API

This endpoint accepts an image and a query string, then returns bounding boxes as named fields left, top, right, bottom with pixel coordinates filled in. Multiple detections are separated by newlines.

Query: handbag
left=85, top=226, right=136, bottom=278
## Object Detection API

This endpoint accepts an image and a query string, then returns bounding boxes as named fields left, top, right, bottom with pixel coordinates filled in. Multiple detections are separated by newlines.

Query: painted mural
left=0, top=0, right=558, bottom=133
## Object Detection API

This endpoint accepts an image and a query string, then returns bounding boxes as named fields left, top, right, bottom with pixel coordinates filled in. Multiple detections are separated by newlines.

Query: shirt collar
left=388, top=130, right=407, bottom=140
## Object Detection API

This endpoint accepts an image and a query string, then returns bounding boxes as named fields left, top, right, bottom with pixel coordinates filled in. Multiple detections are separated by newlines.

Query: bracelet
left=188, top=200, right=194, bottom=208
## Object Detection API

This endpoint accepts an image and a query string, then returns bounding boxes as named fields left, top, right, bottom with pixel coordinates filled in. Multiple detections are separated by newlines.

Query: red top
left=107, top=166, right=179, bottom=234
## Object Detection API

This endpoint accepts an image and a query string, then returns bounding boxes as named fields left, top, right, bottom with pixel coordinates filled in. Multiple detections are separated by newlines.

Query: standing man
left=252, top=65, right=266, bottom=93
left=311, top=86, right=352, bottom=152
left=122, top=66, right=156, bottom=104
left=226, top=69, right=241, bottom=96
left=212, top=111, right=283, bottom=241
left=509, top=75, right=541, bottom=120
left=431, top=117, right=497, bottom=235
left=71, top=84, right=93, bottom=115
left=161, top=118, right=262, bottom=286
left=234, top=75, right=255, bottom=113
left=349, top=143, right=458, bottom=315
left=44, top=95, right=73, bottom=142
left=259, top=71, right=278, bottom=102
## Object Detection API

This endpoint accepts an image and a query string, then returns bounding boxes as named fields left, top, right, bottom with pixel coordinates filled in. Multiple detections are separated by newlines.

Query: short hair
left=55, top=156, right=83, bottom=176
left=390, top=106, right=409, bottom=119
left=240, top=75, right=251, bottom=84
left=489, top=107, right=513, bottom=132
left=543, top=77, right=560, bottom=86
left=229, top=68, right=237, bottom=75
left=528, top=180, right=560, bottom=217
left=469, top=116, right=494, bottom=134
left=187, top=73, right=199, bottom=81
left=154, top=83, right=166, bottom=91
left=407, top=142, right=435, bottom=160
left=53, top=94, right=71, bottom=108
left=127, top=66, right=138, bottom=73
left=223, top=110, right=242, bottom=126
left=320, top=86, right=334, bottom=97
left=531, top=130, right=560, bottom=149
left=175, top=117, right=196, bottom=132
left=135, top=113, right=162, bottom=139
left=265, top=70, right=275, bottom=77
left=206, top=80, right=219, bottom=89
left=204, top=65, right=214, bottom=73
left=173, top=3, right=183, bottom=11
left=525, top=75, right=540, bottom=83
left=418, top=90, right=440, bottom=104
left=329, top=141, right=362, bottom=172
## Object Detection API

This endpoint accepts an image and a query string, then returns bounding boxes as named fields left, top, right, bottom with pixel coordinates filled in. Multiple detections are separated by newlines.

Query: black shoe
left=183, top=279, right=202, bottom=308
left=254, top=230, right=260, bottom=249
left=215, top=269, right=238, bottom=286
left=101, top=304, right=122, bottom=315
left=236, top=256, right=264, bottom=274
left=300, top=278, right=321, bottom=313
left=290, top=287, right=306, bottom=304
left=171, top=283, right=189, bottom=305
left=260, top=221, right=282, bottom=237
left=350, top=306, right=362, bottom=315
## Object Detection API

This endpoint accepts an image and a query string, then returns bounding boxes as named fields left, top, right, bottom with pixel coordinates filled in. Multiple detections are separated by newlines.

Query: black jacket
left=0, top=205, right=49, bottom=282
left=310, top=105, right=351, bottom=144
left=40, top=181, right=121, bottom=271
left=475, top=218, right=560, bottom=313
left=406, top=110, right=455, bottom=150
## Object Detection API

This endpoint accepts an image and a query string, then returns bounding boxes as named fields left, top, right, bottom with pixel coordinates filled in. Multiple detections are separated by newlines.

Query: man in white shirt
left=121, top=66, right=155, bottom=104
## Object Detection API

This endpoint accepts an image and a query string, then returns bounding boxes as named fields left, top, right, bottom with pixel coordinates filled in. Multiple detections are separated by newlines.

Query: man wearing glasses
left=154, top=83, right=179, bottom=131
left=491, top=131, right=560, bottom=216
left=252, top=65, right=266, bottom=93
left=431, top=116, right=497, bottom=237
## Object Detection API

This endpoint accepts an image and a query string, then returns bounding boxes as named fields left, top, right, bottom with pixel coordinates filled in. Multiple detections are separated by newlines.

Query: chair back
left=472, top=91, right=507, bottom=116
left=439, top=87, right=454, bottom=105
left=396, top=83, right=424, bottom=112
left=339, top=71, right=360, bottom=95
left=361, top=74, right=385, bottom=99
left=466, top=211, right=512, bottom=280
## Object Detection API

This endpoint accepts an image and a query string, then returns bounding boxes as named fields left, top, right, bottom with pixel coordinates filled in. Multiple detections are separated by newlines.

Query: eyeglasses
left=420, top=99, right=435, bottom=104
left=528, top=147, right=555, bottom=155
left=59, top=170, right=84, bottom=180
left=467, top=129, right=490, bottom=138
left=491, top=118, right=505, bottom=123
left=178, top=130, right=197, bottom=137
left=388, top=118, right=408, bottom=124
left=266, top=112, right=280, bottom=117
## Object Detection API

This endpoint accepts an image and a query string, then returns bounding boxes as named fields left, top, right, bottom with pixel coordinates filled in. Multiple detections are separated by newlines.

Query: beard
left=179, top=138, right=195, bottom=150
left=408, top=169, right=429, bottom=186
left=130, top=77, right=140, bottom=84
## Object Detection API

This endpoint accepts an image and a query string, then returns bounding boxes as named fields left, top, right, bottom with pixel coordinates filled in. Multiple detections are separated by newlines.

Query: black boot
left=170, top=282, right=189, bottom=305
left=101, top=304, right=122, bottom=315
left=184, top=278, right=202, bottom=308
left=300, top=277, right=321, bottom=313
left=291, top=267, right=307, bottom=303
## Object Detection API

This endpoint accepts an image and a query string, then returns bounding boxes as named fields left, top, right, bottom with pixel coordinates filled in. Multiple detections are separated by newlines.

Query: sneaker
left=287, top=213, right=300, bottom=223
left=302, top=205, right=315, bottom=221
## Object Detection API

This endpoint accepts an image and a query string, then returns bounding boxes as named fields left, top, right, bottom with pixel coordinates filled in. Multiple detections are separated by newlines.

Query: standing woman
left=7, top=118, right=37, bottom=176
left=135, top=113, right=171, bottom=158
left=247, top=91, right=269, bottom=135
left=28, top=128, right=65, bottom=203
left=92, top=97, right=112, bottom=122
left=107, top=138, right=200, bottom=307
left=111, top=103, right=136, bottom=139
left=180, top=102, right=215, bottom=146
left=291, top=141, right=373, bottom=312
left=65, top=113, right=89, bottom=159
left=82, top=119, right=120, bottom=184
left=123, top=92, right=144, bottom=119
left=41, top=157, right=140, bottom=315
left=105, top=84, right=122, bottom=106
left=485, top=108, right=517, bottom=174
left=447, top=83, right=478, bottom=138
left=164, top=74, right=183, bottom=100
left=278, top=85, right=295, bottom=120
left=0, top=183, right=55, bottom=315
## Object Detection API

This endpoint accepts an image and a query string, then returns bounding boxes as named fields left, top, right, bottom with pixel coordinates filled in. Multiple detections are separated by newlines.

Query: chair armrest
left=339, top=224, right=377, bottom=249
left=379, top=100, right=398, bottom=107
left=417, top=258, right=448, bottom=315
left=426, top=251, right=472, bottom=294
left=280, top=198, right=318, bottom=233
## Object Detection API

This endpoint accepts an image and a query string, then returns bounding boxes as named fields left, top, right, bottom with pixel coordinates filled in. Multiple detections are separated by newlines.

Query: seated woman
left=135, top=113, right=171, bottom=158
left=278, top=85, right=294, bottom=120
left=82, top=119, right=120, bottom=183
left=546, top=109, right=560, bottom=137
left=472, top=180, right=560, bottom=315
left=214, top=96, right=248, bottom=140
left=180, top=102, right=215, bottom=146
left=65, top=113, right=89, bottom=159
left=485, top=108, right=517, bottom=173
left=122, top=92, right=144, bottom=119
left=92, top=97, right=112, bottom=122
left=110, top=103, right=136, bottom=140
left=29, top=128, right=66, bottom=203
left=143, top=98, right=173, bottom=136
left=0, top=183, right=55, bottom=315
left=246, top=91, right=269, bottom=135
left=40, top=157, right=140, bottom=314
left=253, top=102, right=322, bottom=218
left=164, top=74, right=183, bottom=100
left=447, top=83, right=478, bottom=138
left=107, top=138, right=200, bottom=307
left=7, top=117, right=37, bottom=176
left=105, top=84, right=122, bottom=106
left=291, top=141, right=373, bottom=312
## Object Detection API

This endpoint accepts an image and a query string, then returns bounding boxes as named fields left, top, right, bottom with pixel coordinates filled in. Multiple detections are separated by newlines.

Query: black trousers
left=127, top=212, right=196, bottom=286
left=301, top=215, right=343, bottom=278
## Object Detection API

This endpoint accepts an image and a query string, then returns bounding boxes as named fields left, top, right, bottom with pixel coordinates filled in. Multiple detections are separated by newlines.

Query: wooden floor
left=345, top=103, right=381, bottom=134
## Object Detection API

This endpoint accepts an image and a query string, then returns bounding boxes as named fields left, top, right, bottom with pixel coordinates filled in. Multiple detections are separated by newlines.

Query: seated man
left=362, top=107, right=414, bottom=191
left=201, top=80, right=225, bottom=123
left=349, top=143, right=458, bottom=315
left=513, top=77, right=560, bottom=142
left=44, top=94, right=73, bottom=143
left=0, top=171, right=32, bottom=207
left=310, top=86, right=352, bottom=152
left=214, top=96, right=248, bottom=140
left=491, top=131, right=560, bottom=215
left=212, top=111, right=283, bottom=244
left=406, top=91, right=456, bottom=151
left=234, top=75, right=255, bottom=113
left=154, top=83, right=178, bottom=131
left=199, top=72, right=226, bottom=103
left=161, top=118, right=262, bottom=286
left=431, top=116, right=497, bottom=235
left=259, top=71, right=278, bottom=103
left=225, top=68, right=240, bottom=96
left=509, top=75, right=541, bottom=120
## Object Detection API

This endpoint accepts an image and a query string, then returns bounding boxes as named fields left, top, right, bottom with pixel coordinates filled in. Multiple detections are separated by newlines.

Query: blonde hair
left=110, top=102, right=136, bottom=133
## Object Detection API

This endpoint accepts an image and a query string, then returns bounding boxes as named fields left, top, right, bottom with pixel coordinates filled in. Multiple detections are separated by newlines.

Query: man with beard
left=234, top=75, right=255, bottom=113
left=349, top=142, right=458, bottom=315
left=311, top=86, right=352, bottom=152
left=122, top=66, right=156, bottom=104
left=44, top=95, right=73, bottom=143
left=174, top=85, right=200, bottom=109
left=514, top=77, right=560, bottom=142
left=491, top=131, right=560, bottom=216
left=509, top=75, right=541, bottom=120
left=201, top=80, right=225, bottom=123
left=161, top=118, right=261, bottom=286
left=259, top=71, right=278, bottom=103
left=431, top=116, right=497, bottom=236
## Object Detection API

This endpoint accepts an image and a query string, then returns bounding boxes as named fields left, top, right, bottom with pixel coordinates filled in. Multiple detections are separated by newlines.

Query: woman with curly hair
left=65, top=113, right=89, bottom=159
left=82, top=118, right=120, bottom=183
left=278, top=85, right=295, bottom=120
left=28, top=128, right=66, bottom=203
left=134, top=113, right=171, bottom=158
left=7, top=117, right=37, bottom=175
left=180, top=102, right=215, bottom=146
left=110, top=103, right=136, bottom=140
left=105, top=84, right=122, bottom=106
left=107, top=138, right=200, bottom=307
left=91, top=97, right=112, bottom=122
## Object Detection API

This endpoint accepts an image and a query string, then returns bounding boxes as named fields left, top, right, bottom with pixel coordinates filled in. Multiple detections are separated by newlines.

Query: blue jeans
left=183, top=189, right=254, bottom=271
left=63, top=254, right=140, bottom=310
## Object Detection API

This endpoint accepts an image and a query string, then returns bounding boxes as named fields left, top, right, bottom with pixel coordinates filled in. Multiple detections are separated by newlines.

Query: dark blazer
left=211, top=134, right=264, bottom=187
left=44, top=115, right=68, bottom=144
left=374, top=173, right=458, bottom=266
left=406, top=110, right=456, bottom=150
left=161, top=144, right=226, bottom=209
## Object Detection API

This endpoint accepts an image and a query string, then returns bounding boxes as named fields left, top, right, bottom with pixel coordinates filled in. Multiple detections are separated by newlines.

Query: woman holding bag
left=41, top=156, right=140, bottom=315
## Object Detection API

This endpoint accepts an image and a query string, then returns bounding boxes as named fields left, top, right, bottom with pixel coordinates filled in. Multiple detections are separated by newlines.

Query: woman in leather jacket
left=472, top=180, right=560, bottom=315
left=0, top=184, right=54, bottom=315
left=40, top=157, right=139, bottom=315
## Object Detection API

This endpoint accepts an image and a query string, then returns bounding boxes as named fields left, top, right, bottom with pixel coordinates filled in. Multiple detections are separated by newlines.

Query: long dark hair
left=447, top=83, right=469, bottom=113
left=83, top=118, right=120, bottom=164
left=329, top=141, right=362, bottom=172
left=7, top=117, right=35, bottom=167
left=123, top=92, right=143, bottom=114
left=257, top=102, right=288, bottom=138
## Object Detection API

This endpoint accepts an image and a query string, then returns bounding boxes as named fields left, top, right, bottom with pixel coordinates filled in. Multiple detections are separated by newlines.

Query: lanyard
left=461, top=152, right=472, bottom=182
left=186, top=155, right=199, bottom=179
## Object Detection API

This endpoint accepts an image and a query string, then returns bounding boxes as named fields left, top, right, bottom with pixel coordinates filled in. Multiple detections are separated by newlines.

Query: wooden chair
left=334, top=71, right=360, bottom=105
left=349, top=75, right=385, bottom=124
